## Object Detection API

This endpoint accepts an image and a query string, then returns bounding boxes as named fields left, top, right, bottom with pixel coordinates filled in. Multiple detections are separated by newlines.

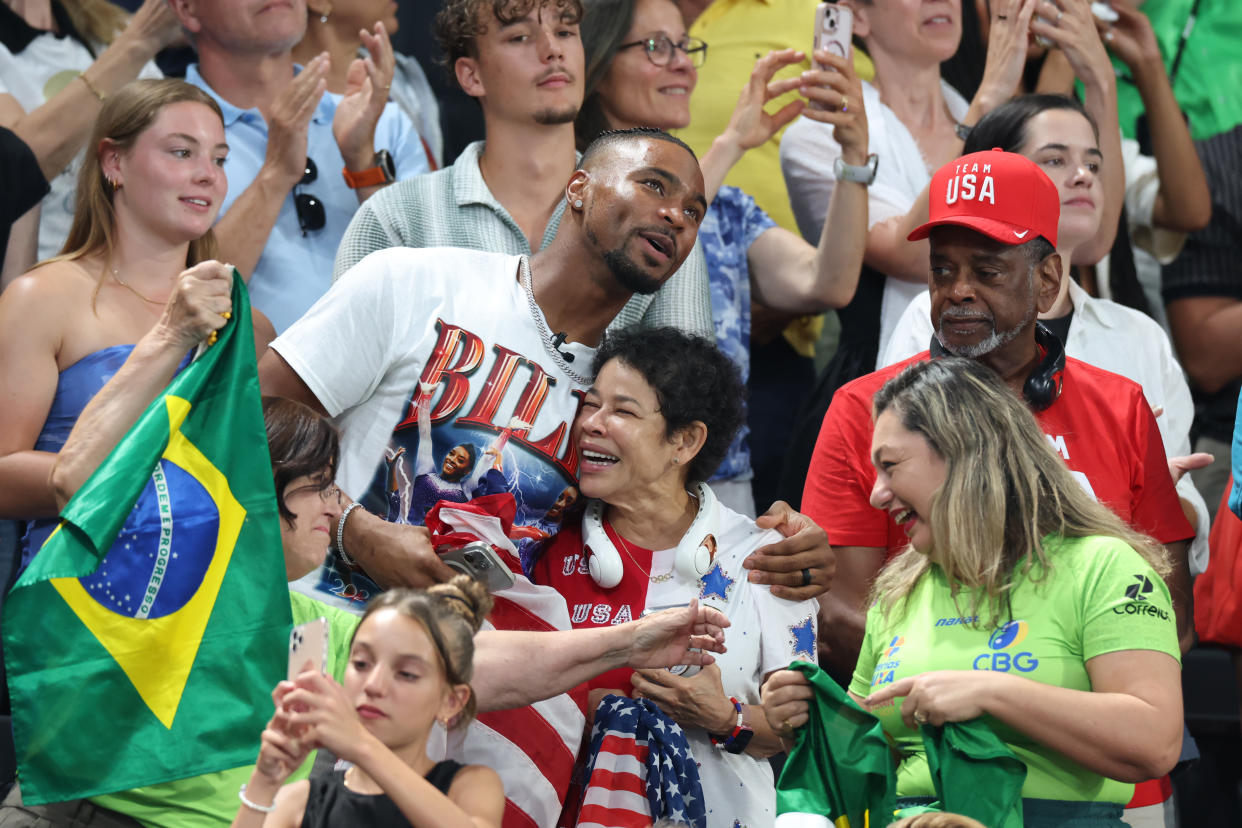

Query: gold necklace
left=111, top=268, right=165, bottom=305
left=613, top=527, right=674, bottom=583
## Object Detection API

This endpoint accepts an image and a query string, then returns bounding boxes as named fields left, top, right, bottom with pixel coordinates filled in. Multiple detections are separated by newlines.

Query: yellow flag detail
left=50, top=395, right=246, bottom=728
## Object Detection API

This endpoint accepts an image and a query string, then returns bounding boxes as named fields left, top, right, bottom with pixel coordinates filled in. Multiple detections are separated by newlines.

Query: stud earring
left=319, top=2, right=331, bottom=23
left=573, top=199, right=583, bottom=209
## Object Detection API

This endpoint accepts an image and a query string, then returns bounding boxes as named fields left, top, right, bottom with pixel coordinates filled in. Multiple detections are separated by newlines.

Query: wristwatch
left=954, top=121, right=973, bottom=141
left=833, top=153, right=878, bottom=186
left=342, top=149, right=396, bottom=189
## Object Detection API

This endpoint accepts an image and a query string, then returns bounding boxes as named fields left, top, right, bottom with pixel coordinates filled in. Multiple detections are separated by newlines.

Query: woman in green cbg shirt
left=762, top=357, right=1181, bottom=828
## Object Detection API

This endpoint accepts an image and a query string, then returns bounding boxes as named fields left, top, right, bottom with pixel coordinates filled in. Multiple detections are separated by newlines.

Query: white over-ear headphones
left=582, top=482, right=719, bottom=588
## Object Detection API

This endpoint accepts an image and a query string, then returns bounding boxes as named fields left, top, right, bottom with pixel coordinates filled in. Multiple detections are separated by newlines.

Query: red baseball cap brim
left=907, top=214, right=1045, bottom=244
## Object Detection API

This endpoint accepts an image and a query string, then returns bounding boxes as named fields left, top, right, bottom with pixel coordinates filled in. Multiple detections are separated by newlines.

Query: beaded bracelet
left=710, top=697, right=745, bottom=750
left=238, top=784, right=275, bottom=813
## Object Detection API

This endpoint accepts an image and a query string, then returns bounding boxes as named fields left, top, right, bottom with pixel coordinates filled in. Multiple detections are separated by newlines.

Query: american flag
left=428, top=497, right=588, bottom=828
left=575, top=695, right=706, bottom=828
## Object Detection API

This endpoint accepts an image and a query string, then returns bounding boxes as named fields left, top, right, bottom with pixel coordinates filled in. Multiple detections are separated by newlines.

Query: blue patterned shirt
left=700, top=186, right=776, bottom=481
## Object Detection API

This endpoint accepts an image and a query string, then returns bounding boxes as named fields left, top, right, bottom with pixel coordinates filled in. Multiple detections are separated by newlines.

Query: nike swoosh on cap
left=1013, top=230, right=1030, bottom=238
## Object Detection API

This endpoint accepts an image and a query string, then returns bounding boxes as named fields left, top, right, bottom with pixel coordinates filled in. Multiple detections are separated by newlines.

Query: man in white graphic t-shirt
left=260, top=127, right=835, bottom=605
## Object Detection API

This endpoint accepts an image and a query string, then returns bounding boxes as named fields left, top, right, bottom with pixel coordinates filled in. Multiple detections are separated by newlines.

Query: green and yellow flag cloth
left=3, top=273, right=290, bottom=805
left=775, top=661, right=897, bottom=828
left=775, top=662, right=1029, bottom=828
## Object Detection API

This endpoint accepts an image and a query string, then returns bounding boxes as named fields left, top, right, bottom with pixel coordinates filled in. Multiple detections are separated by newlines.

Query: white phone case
left=811, top=3, right=853, bottom=110
left=288, top=617, right=329, bottom=681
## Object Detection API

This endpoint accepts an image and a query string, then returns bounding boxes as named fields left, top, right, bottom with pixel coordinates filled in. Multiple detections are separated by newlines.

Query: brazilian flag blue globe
left=3, top=272, right=290, bottom=804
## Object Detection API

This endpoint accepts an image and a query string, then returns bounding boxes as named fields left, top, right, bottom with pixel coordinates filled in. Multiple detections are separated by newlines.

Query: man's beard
left=602, top=248, right=662, bottom=295
left=935, top=306, right=1034, bottom=359
left=533, top=105, right=579, bottom=125
left=586, top=224, right=665, bottom=295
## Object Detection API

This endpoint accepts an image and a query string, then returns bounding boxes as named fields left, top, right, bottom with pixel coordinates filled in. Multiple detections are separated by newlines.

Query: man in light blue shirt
left=171, top=0, right=428, bottom=332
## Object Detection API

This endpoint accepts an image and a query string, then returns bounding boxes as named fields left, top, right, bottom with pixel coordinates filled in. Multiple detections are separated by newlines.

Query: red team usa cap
left=908, top=148, right=1059, bottom=248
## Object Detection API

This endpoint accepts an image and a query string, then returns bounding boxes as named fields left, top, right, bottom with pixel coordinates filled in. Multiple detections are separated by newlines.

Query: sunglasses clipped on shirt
left=617, top=35, right=708, bottom=68
left=294, top=158, right=325, bottom=236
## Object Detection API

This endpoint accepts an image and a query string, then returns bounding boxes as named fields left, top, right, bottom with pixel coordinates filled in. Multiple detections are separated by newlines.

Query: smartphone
left=811, top=3, right=853, bottom=110
left=439, top=541, right=516, bottom=593
left=288, top=617, right=329, bottom=681
left=641, top=603, right=703, bottom=678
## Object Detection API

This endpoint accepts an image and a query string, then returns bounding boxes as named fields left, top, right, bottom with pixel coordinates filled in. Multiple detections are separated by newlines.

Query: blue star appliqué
left=698, top=561, right=735, bottom=602
left=789, top=615, right=816, bottom=660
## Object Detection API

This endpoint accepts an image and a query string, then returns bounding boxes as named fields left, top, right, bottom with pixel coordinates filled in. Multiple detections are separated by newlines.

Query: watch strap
left=342, top=165, right=390, bottom=189
left=834, top=153, right=878, bottom=186
left=342, top=149, right=395, bottom=189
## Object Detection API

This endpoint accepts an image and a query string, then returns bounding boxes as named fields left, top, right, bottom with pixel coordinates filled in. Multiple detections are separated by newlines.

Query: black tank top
left=300, top=761, right=464, bottom=828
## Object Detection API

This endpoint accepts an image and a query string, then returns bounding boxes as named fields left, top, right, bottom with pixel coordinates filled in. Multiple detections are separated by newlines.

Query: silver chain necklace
left=519, top=256, right=593, bottom=386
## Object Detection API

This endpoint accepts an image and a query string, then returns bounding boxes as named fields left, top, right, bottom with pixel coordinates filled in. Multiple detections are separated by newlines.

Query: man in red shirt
left=803, top=149, right=1194, bottom=682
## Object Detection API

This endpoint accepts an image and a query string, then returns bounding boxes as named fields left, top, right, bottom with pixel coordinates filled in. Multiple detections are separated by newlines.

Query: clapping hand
left=265, top=53, right=329, bottom=189
left=125, top=0, right=187, bottom=54
left=333, top=21, right=397, bottom=172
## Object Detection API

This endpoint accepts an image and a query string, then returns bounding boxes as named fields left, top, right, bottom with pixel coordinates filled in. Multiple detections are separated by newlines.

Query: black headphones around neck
left=928, top=321, right=1065, bottom=411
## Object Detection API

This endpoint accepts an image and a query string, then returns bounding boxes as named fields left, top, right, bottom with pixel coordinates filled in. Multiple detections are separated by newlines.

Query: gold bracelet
left=78, top=72, right=106, bottom=103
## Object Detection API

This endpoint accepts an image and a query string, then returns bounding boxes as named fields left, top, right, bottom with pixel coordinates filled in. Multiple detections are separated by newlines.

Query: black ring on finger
left=800, top=568, right=812, bottom=588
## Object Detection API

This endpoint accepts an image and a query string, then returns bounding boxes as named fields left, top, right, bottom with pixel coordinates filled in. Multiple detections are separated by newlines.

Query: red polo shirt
left=803, top=353, right=1194, bottom=554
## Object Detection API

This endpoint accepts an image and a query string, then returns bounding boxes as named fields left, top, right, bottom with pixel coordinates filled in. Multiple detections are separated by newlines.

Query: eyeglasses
left=288, top=480, right=341, bottom=503
left=294, top=158, right=325, bottom=237
left=618, top=35, right=708, bottom=68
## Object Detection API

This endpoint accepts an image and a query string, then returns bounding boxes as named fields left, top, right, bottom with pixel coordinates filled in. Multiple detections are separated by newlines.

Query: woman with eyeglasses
left=576, top=0, right=870, bottom=518
left=0, top=78, right=274, bottom=578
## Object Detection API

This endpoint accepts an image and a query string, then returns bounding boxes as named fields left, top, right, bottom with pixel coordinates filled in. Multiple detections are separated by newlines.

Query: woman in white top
left=0, top=0, right=179, bottom=276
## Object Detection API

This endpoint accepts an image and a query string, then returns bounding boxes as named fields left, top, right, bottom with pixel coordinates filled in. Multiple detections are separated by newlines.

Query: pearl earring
left=319, top=2, right=331, bottom=23
left=573, top=199, right=583, bottom=209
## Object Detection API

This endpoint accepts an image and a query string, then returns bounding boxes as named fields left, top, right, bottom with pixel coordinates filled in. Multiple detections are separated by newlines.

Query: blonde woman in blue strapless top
left=0, top=77, right=270, bottom=572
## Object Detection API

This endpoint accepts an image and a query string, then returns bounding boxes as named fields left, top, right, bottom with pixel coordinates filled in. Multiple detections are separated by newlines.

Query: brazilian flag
left=775, top=661, right=897, bottom=828
left=3, top=273, right=290, bottom=804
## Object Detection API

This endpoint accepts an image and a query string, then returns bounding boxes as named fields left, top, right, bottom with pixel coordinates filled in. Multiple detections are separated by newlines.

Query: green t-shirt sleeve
left=850, top=603, right=882, bottom=697
left=88, top=594, right=358, bottom=828
left=1075, top=537, right=1180, bottom=663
